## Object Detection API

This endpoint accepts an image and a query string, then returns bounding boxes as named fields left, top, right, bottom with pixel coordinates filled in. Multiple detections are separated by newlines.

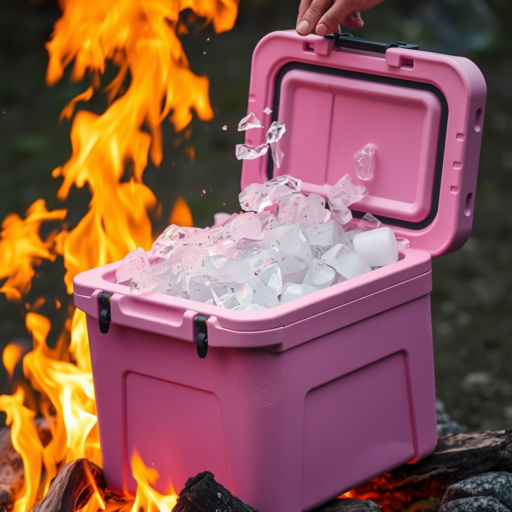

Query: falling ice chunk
left=130, top=270, right=168, bottom=295
left=328, top=174, right=369, bottom=208
left=116, top=247, right=150, bottom=283
left=270, top=142, right=285, bottom=169
left=357, top=213, right=381, bottom=231
left=397, top=237, right=410, bottom=250
left=239, top=175, right=302, bottom=213
left=280, top=283, right=318, bottom=304
left=321, top=244, right=372, bottom=280
left=236, top=143, right=268, bottom=161
left=263, top=107, right=273, bottom=115
left=238, top=112, right=264, bottom=131
left=302, top=259, right=335, bottom=289
left=353, top=227, right=398, bottom=267
left=266, top=122, right=286, bottom=145
left=354, top=144, right=376, bottom=181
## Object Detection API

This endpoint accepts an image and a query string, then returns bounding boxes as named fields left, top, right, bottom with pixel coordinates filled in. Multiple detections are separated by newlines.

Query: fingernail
left=297, top=20, right=310, bottom=33
left=316, top=23, right=328, bottom=36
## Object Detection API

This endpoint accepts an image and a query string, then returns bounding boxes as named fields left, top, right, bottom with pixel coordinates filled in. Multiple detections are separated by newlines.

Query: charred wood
left=30, top=459, right=105, bottom=512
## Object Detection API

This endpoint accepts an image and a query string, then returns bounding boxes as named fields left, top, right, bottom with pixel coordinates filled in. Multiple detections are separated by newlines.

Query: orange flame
left=0, top=0, right=238, bottom=510
left=0, top=200, right=66, bottom=301
left=169, top=196, right=194, bottom=227
left=2, top=343, right=26, bottom=379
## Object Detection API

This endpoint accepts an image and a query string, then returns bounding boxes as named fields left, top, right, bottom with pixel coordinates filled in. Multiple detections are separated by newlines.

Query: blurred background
left=0, top=0, right=511, bottom=431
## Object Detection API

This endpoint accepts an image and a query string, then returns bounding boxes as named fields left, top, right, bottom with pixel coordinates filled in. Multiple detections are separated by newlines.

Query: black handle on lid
left=325, top=33, right=419, bottom=54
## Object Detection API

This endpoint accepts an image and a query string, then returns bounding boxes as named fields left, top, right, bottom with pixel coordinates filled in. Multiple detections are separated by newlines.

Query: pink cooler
left=74, top=31, right=486, bottom=512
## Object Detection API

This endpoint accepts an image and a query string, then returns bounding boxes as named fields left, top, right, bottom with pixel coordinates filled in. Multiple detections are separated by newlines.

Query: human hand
left=296, top=0, right=386, bottom=37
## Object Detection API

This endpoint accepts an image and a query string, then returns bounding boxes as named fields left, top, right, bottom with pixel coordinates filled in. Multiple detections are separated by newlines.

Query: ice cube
left=263, top=107, right=273, bottom=115
left=280, top=283, right=318, bottom=303
left=268, top=224, right=313, bottom=275
left=235, top=283, right=255, bottom=308
left=116, top=247, right=150, bottom=283
left=182, top=245, right=208, bottom=277
left=266, top=122, right=286, bottom=144
left=214, top=212, right=234, bottom=226
left=239, top=175, right=301, bottom=213
left=230, top=213, right=263, bottom=241
left=211, top=282, right=240, bottom=309
left=397, top=237, right=410, bottom=250
left=321, top=244, right=372, bottom=279
left=258, top=212, right=280, bottom=229
left=151, top=225, right=190, bottom=258
left=328, top=174, right=368, bottom=208
left=330, top=202, right=353, bottom=226
left=305, top=220, right=343, bottom=247
left=339, top=228, right=363, bottom=250
left=249, top=277, right=279, bottom=308
left=353, top=227, right=398, bottom=267
left=240, top=303, right=268, bottom=311
left=357, top=212, right=381, bottom=231
left=257, top=260, right=283, bottom=294
left=270, top=142, right=285, bottom=169
left=130, top=270, right=168, bottom=295
left=236, top=238, right=267, bottom=258
left=238, top=112, right=264, bottom=131
left=187, top=276, right=213, bottom=303
left=354, top=144, right=376, bottom=181
left=302, top=259, right=335, bottom=289
left=236, top=143, right=269, bottom=161
left=205, top=255, right=251, bottom=283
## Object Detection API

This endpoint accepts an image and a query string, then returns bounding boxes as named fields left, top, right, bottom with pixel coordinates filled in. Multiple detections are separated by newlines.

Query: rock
left=313, top=498, right=380, bottom=512
left=436, top=400, right=467, bottom=435
left=439, top=496, right=510, bottom=512
left=441, top=472, right=512, bottom=510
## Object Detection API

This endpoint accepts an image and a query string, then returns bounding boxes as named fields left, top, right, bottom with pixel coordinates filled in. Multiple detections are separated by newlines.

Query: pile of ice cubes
left=116, top=175, right=409, bottom=310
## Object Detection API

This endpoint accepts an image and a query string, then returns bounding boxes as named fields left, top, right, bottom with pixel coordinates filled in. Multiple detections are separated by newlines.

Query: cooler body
left=76, top=250, right=436, bottom=512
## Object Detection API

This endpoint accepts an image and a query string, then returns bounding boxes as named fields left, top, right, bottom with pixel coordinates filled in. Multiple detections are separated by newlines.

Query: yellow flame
left=130, top=450, right=178, bottom=512
left=0, top=388, right=43, bottom=512
left=0, top=200, right=66, bottom=301
left=2, top=343, right=26, bottom=379
left=0, top=0, right=239, bottom=510
left=169, top=196, right=194, bottom=227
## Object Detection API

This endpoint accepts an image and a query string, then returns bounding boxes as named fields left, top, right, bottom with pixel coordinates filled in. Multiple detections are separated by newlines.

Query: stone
left=441, top=472, right=512, bottom=510
left=312, top=498, right=380, bottom=512
left=439, top=497, right=510, bottom=512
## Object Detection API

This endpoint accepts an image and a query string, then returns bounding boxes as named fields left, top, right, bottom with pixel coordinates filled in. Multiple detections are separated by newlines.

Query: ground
left=0, top=0, right=511, bottom=431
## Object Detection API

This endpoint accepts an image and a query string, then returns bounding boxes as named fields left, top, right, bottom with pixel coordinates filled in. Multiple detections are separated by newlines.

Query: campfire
left=0, top=0, right=237, bottom=510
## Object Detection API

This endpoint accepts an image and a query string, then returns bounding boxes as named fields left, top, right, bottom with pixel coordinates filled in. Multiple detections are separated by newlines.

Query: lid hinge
left=325, top=33, right=419, bottom=54
left=98, top=292, right=113, bottom=334
left=195, top=315, right=209, bottom=359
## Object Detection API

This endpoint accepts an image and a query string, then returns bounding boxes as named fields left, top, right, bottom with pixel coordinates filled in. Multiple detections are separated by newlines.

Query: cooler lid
left=240, top=31, right=487, bottom=257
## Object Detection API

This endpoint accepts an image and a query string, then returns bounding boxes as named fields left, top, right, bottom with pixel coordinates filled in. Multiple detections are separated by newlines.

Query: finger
left=296, top=0, right=332, bottom=36
left=297, top=0, right=313, bottom=27
left=342, top=11, right=364, bottom=29
left=315, top=0, right=362, bottom=35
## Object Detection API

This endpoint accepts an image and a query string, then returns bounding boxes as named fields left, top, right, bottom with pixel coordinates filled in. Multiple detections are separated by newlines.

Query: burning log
left=30, top=459, right=105, bottom=512
left=353, top=429, right=512, bottom=509
left=173, top=472, right=257, bottom=512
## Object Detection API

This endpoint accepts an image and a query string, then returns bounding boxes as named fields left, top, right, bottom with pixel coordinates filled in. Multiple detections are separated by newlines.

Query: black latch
left=98, top=292, right=113, bottom=334
left=325, top=33, right=419, bottom=54
left=195, top=315, right=209, bottom=359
